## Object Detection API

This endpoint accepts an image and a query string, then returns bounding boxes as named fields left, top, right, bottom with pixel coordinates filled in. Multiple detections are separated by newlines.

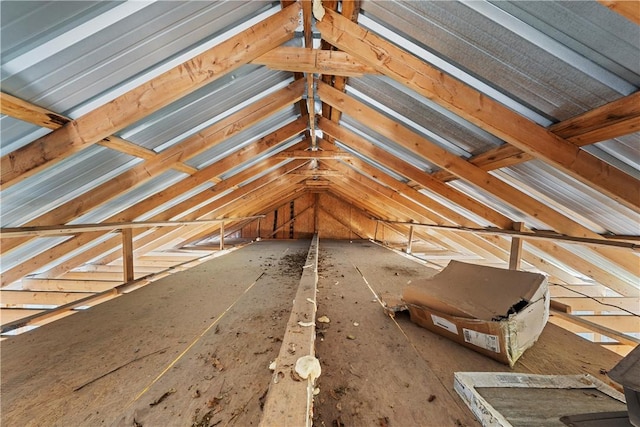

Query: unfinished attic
left=1, top=0, right=639, bottom=425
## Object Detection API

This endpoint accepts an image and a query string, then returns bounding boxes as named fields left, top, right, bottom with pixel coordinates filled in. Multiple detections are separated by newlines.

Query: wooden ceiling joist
left=432, top=92, right=640, bottom=182
left=549, top=91, right=640, bottom=145
left=253, top=46, right=379, bottom=76
left=316, top=8, right=640, bottom=213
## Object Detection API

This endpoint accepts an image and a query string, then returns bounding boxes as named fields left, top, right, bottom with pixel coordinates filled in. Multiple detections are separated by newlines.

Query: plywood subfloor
left=1, top=240, right=623, bottom=427
left=311, top=240, right=623, bottom=427
left=2, top=240, right=311, bottom=427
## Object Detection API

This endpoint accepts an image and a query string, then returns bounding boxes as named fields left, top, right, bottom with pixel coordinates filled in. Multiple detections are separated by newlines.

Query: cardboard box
left=401, top=260, right=549, bottom=367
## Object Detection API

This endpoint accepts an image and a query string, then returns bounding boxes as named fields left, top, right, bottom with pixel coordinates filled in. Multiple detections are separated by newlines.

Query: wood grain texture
left=317, top=83, right=640, bottom=283
left=0, top=80, right=305, bottom=258
left=316, top=8, right=640, bottom=212
left=0, top=3, right=302, bottom=188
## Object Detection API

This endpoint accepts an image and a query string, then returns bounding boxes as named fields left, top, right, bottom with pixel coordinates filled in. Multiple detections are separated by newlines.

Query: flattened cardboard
left=403, top=260, right=545, bottom=321
left=401, top=261, right=549, bottom=366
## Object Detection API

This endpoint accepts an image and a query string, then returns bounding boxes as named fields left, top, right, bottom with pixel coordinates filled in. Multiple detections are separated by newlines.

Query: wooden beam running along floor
left=261, top=234, right=320, bottom=427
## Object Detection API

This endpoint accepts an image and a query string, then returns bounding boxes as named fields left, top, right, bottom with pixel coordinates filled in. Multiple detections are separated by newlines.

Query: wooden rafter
left=316, top=8, right=640, bottom=212
left=327, top=159, right=631, bottom=286
left=319, top=117, right=514, bottom=229
left=9, top=160, right=309, bottom=285
left=433, top=92, right=640, bottom=182
left=0, top=2, right=302, bottom=188
left=0, top=92, right=196, bottom=175
left=597, top=0, right=640, bottom=25
left=329, top=159, right=514, bottom=259
left=319, top=119, right=638, bottom=296
left=91, top=167, right=309, bottom=266
left=326, top=162, right=507, bottom=257
left=1, top=80, right=306, bottom=255
left=1, top=137, right=307, bottom=286
left=317, top=82, right=640, bottom=279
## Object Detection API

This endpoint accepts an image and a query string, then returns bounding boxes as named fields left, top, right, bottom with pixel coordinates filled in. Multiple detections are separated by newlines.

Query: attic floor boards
left=1, top=240, right=622, bottom=427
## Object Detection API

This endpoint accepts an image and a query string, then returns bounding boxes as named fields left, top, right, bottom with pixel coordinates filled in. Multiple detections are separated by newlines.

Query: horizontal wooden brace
left=292, top=170, right=341, bottom=176
left=1, top=291, right=119, bottom=330
left=253, top=46, right=379, bottom=76
left=276, top=150, right=351, bottom=159
left=550, top=309, right=640, bottom=346
left=1, top=217, right=265, bottom=238
left=381, top=221, right=639, bottom=251
left=553, top=297, right=640, bottom=314
left=303, top=179, right=332, bottom=187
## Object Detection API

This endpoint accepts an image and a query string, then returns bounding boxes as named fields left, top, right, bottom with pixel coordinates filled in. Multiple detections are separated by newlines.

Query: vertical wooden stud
left=121, top=228, right=134, bottom=283
left=509, top=222, right=525, bottom=270
left=220, top=221, right=225, bottom=251
left=406, top=225, right=415, bottom=254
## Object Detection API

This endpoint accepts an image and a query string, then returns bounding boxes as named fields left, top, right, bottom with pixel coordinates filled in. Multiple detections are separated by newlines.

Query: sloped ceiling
left=0, top=1, right=638, bottom=338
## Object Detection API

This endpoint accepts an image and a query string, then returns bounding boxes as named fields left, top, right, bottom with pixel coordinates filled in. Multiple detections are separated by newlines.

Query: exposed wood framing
left=1, top=82, right=306, bottom=256
left=1, top=218, right=264, bottom=238
left=121, top=229, right=135, bottom=283
left=319, top=121, right=636, bottom=294
left=0, top=0, right=636, bottom=348
left=92, top=173, right=307, bottom=266
left=508, top=222, right=525, bottom=270
left=0, top=291, right=96, bottom=307
left=598, top=0, right=640, bottom=25
left=0, top=92, right=197, bottom=174
left=552, top=297, right=640, bottom=315
left=549, top=91, right=640, bottom=145
left=253, top=46, right=379, bottom=76
left=0, top=2, right=302, bottom=187
left=1, top=160, right=308, bottom=287
left=317, top=82, right=640, bottom=281
left=433, top=92, right=640, bottom=182
left=380, top=221, right=639, bottom=251
left=550, top=309, right=640, bottom=346
left=316, top=8, right=640, bottom=212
